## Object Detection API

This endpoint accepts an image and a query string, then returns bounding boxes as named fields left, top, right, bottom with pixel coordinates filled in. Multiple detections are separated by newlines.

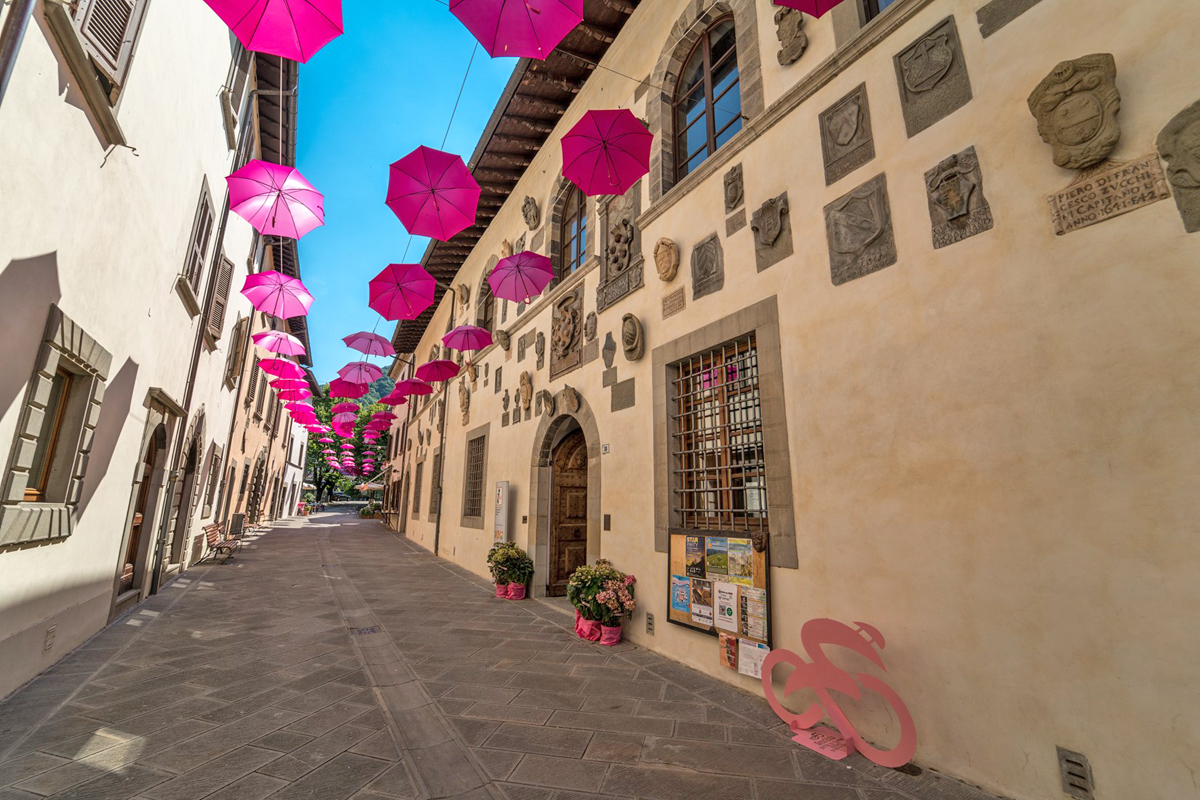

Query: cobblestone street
left=0, top=509, right=1003, bottom=800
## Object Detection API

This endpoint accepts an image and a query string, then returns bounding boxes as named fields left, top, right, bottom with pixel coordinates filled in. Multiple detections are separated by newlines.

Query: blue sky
left=296, top=4, right=517, bottom=384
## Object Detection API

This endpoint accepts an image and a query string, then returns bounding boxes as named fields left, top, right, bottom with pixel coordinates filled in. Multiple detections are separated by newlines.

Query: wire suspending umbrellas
left=227, top=160, right=326, bottom=239
left=449, top=0, right=583, bottom=60
left=561, top=109, right=653, bottom=197
left=386, top=146, right=481, bottom=242
left=201, top=0, right=345, bottom=62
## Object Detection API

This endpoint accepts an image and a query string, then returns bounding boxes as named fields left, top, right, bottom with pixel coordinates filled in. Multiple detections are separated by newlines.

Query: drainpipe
left=432, top=289, right=457, bottom=557
left=0, top=0, right=36, bottom=108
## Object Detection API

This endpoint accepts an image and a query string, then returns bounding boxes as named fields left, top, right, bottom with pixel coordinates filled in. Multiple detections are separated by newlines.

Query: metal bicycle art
left=760, top=618, right=917, bottom=768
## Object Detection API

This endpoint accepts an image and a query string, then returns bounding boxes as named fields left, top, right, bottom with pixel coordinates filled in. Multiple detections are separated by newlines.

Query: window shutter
left=207, top=257, right=233, bottom=338
left=221, top=45, right=254, bottom=149
left=74, top=0, right=147, bottom=88
left=225, top=317, right=247, bottom=387
left=246, top=358, right=259, bottom=406
left=185, top=191, right=214, bottom=291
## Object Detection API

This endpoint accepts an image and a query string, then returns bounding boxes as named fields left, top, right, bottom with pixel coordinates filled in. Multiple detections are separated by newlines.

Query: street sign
left=494, top=481, right=509, bottom=543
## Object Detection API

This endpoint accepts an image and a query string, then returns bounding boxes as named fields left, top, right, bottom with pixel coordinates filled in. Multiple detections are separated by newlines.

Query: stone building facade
left=386, top=2, right=1200, bottom=799
left=0, top=1, right=310, bottom=696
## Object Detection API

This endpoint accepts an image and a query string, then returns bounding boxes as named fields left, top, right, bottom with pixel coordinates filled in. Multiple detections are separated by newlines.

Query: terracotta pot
left=495, top=583, right=508, bottom=598
left=575, top=611, right=602, bottom=641
left=506, top=583, right=526, bottom=600
left=599, top=623, right=623, bottom=646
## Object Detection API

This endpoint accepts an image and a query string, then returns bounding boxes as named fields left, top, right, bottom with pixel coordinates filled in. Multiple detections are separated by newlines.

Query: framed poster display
left=666, top=531, right=770, bottom=648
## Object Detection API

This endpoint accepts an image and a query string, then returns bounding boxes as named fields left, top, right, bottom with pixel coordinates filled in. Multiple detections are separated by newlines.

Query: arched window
left=673, top=17, right=741, bottom=182
left=477, top=279, right=495, bottom=333
left=552, top=184, right=588, bottom=291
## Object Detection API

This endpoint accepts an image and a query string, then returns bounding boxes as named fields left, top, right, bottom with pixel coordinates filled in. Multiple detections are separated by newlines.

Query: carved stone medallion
left=495, top=329, right=511, bottom=352
left=823, top=173, right=898, bottom=286
left=550, top=287, right=583, bottom=380
left=751, top=192, right=793, bottom=272
left=1157, top=100, right=1200, bottom=233
left=820, top=84, right=875, bottom=185
left=691, top=234, right=725, bottom=300
left=522, top=196, right=541, bottom=230
left=774, top=7, right=807, bottom=66
left=596, top=183, right=644, bottom=312
left=456, top=283, right=469, bottom=305
left=925, top=146, right=994, bottom=248
left=621, top=314, right=644, bottom=362
left=894, top=17, right=972, bottom=137
left=584, top=311, right=597, bottom=343
left=653, top=238, right=679, bottom=282
left=724, top=164, right=744, bottom=213
left=1028, top=53, right=1121, bottom=170
left=519, top=371, right=532, bottom=411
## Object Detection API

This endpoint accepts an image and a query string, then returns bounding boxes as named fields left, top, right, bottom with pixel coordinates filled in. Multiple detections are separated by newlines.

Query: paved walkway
left=0, top=509, right=1005, bottom=800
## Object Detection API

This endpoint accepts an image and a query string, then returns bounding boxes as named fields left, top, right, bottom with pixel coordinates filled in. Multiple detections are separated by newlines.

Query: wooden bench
left=201, top=523, right=240, bottom=563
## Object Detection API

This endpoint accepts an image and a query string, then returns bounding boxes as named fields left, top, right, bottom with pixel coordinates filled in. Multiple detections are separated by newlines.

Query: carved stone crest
left=751, top=192, right=793, bottom=272
left=823, top=173, right=898, bottom=286
left=621, top=314, right=644, bottom=362
left=429, top=344, right=440, bottom=362
left=820, top=84, right=875, bottom=185
left=607, top=217, right=634, bottom=276
left=502, top=389, right=510, bottom=413
left=774, top=7, right=807, bottom=66
left=691, top=234, right=725, bottom=300
left=1028, top=53, right=1121, bottom=170
left=519, top=371, right=532, bottom=411
left=653, top=238, right=679, bottom=283
left=894, top=17, right=972, bottom=137
left=550, top=287, right=583, bottom=379
left=1157, top=100, right=1200, bottom=233
left=602, top=333, right=616, bottom=369
left=495, top=329, right=511, bottom=352
left=500, top=239, right=513, bottom=259
left=522, top=196, right=541, bottom=230
left=596, top=184, right=644, bottom=312
left=584, top=311, right=597, bottom=343
left=535, top=332, right=545, bottom=371
left=560, top=386, right=580, bottom=415
left=925, top=146, right=994, bottom=248
left=456, top=283, right=469, bottom=305
left=537, top=389, right=556, bottom=418
left=458, top=380, right=470, bottom=426
left=724, top=164, right=744, bottom=213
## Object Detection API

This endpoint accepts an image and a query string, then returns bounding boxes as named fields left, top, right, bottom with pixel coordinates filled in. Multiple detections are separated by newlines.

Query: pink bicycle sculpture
left=760, top=618, right=917, bottom=768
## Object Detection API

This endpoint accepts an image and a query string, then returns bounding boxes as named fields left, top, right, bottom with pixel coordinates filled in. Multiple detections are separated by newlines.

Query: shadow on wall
left=0, top=254, right=61, bottom=420
left=75, top=358, right=139, bottom=520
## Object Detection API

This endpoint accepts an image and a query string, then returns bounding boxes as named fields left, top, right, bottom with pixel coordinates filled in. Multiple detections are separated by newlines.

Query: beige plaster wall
left=391, top=1, right=1200, bottom=799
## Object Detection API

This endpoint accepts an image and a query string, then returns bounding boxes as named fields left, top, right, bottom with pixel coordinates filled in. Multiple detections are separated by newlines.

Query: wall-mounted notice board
left=667, top=532, right=770, bottom=648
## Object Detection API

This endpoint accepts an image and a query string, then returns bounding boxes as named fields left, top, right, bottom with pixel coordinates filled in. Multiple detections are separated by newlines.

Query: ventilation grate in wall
left=1056, top=747, right=1095, bottom=799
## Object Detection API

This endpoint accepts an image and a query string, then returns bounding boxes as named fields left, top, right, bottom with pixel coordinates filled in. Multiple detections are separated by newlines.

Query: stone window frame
left=175, top=177, right=215, bottom=317
left=647, top=0, right=765, bottom=204
left=0, top=305, right=112, bottom=549
left=428, top=448, right=442, bottom=523
left=460, top=422, right=490, bottom=530
left=651, top=296, right=798, bottom=568
left=412, top=458, right=424, bottom=518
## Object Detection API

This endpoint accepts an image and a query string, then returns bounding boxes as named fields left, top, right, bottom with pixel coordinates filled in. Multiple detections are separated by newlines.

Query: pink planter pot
left=574, top=611, right=601, bottom=641
left=495, top=583, right=508, bottom=598
left=506, top=583, right=526, bottom=600
left=599, top=624, right=623, bottom=646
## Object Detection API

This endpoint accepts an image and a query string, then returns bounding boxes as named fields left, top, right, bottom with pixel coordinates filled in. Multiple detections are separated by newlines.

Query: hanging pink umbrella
left=278, top=388, right=312, bottom=401
left=340, top=444, right=355, bottom=450
left=773, top=0, right=847, bottom=18
left=270, top=377, right=308, bottom=390
left=561, top=109, right=653, bottom=197
left=331, top=402, right=360, bottom=414
left=318, top=437, right=334, bottom=443
left=443, top=325, right=493, bottom=353
left=394, top=378, right=434, bottom=397
left=416, top=360, right=461, bottom=383
left=386, top=146, right=481, bottom=241
left=241, top=270, right=315, bottom=319
left=338, top=362, right=383, bottom=384
left=328, top=378, right=368, bottom=399
left=368, top=263, right=437, bottom=321
left=201, top=0, right=344, bottom=63
left=252, top=330, right=307, bottom=356
left=378, top=391, right=409, bottom=406
left=227, top=160, right=325, bottom=239
left=449, top=0, right=583, bottom=59
left=332, top=412, right=358, bottom=425
left=284, top=401, right=311, bottom=413
left=321, top=448, right=335, bottom=454
left=489, top=251, right=555, bottom=303
left=343, top=331, right=396, bottom=358
left=258, top=357, right=305, bottom=379
left=371, top=412, right=398, bottom=422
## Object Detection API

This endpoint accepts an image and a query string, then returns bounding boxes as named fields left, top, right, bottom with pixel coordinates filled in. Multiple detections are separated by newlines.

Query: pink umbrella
left=443, top=325, right=493, bottom=353
left=227, top=160, right=325, bottom=239
left=338, top=362, right=383, bottom=384
left=270, top=377, right=308, bottom=390
left=252, top=330, right=307, bottom=356
left=201, top=0, right=344, bottom=63
left=284, top=401, right=311, bottom=412
left=242, top=270, right=315, bottom=319
left=278, top=388, right=312, bottom=401
left=368, top=263, right=437, bottom=321
left=372, top=412, right=398, bottom=422
left=773, top=0, right=847, bottom=18
left=332, top=412, right=358, bottom=425
left=340, top=444, right=355, bottom=450
left=321, top=448, right=335, bottom=454
left=489, top=251, right=555, bottom=303
left=328, top=378, right=368, bottom=399
left=386, top=146, right=481, bottom=241
left=318, top=437, right=334, bottom=443
left=394, top=378, right=434, bottom=397
left=561, top=109, right=653, bottom=197
left=449, top=0, right=583, bottom=59
left=331, top=402, right=360, bottom=414
left=343, top=331, right=397, bottom=358
left=416, top=360, right=461, bottom=383
left=378, top=391, right=409, bottom=406
left=258, top=358, right=305, bottom=379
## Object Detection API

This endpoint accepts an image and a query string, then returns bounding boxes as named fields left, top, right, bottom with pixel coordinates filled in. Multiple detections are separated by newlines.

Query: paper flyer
left=719, top=632, right=738, bottom=670
left=690, top=578, right=714, bottom=626
left=670, top=575, right=691, bottom=613
left=738, top=639, right=770, bottom=679
left=685, top=535, right=706, bottom=578
left=714, top=582, right=738, bottom=633
left=705, top=536, right=728, bottom=575
left=739, top=586, right=767, bottom=641
left=727, top=538, right=754, bottom=586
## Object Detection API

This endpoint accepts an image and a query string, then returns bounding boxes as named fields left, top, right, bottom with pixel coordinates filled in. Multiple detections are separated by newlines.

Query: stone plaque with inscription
left=925, top=146, right=994, bottom=248
left=582, top=339, right=599, bottom=365
left=726, top=209, right=747, bottom=237
left=662, top=288, right=686, bottom=319
left=691, top=234, right=725, bottom=300
left=611, top=379, right=636, bottom=413
left=893, top=17, right=972, bottom=137
left=1048, top=154, right=1170, bottom=236
left=824, top=174, right=897, bottom=286
left=820, top=84, right=874, bottom=185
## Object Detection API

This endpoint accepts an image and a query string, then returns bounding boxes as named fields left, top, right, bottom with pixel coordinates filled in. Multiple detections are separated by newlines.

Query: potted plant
left=504, top=547, right=534, bottom=600
left=566, top=559, right=636, bottom=645
left=487, top=542, right=517, bottom=598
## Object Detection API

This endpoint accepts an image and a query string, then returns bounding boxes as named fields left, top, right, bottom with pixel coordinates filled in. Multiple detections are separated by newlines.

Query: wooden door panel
left=549, top=431, right=589, bottom=595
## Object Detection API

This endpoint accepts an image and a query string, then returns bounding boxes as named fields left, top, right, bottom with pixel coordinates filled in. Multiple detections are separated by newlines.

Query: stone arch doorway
left=120, top=423, right=167, bottom=594
left=529, top=390, right=602, bottom=598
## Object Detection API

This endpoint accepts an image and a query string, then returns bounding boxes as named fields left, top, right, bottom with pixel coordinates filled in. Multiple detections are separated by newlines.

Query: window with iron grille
left=464, top=436, right=486, bottom=518
left=671, top=333, right=767, bottom=534
left=412, top=462, right=424, bottom=515
left=429, top=453, right=442, bottom=517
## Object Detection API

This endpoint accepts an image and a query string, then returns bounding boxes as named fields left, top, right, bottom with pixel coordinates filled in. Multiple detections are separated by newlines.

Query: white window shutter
left=74, top=0, right=147, bottom=88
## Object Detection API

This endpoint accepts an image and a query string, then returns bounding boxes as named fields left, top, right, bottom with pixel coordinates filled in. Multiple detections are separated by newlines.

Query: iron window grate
left=671, top=333, right=768, bottom=534
left=464, top=436, right=486, bottom=517
left=412, top=462, right=423, bottom=515
left=430, top=453, right=442, bottom=516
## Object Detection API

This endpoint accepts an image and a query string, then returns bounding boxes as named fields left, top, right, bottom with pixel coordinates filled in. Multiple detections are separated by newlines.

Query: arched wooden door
left=549, top=430, right=588, bottom=596
left=121, top=437, right=159, bottom=593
